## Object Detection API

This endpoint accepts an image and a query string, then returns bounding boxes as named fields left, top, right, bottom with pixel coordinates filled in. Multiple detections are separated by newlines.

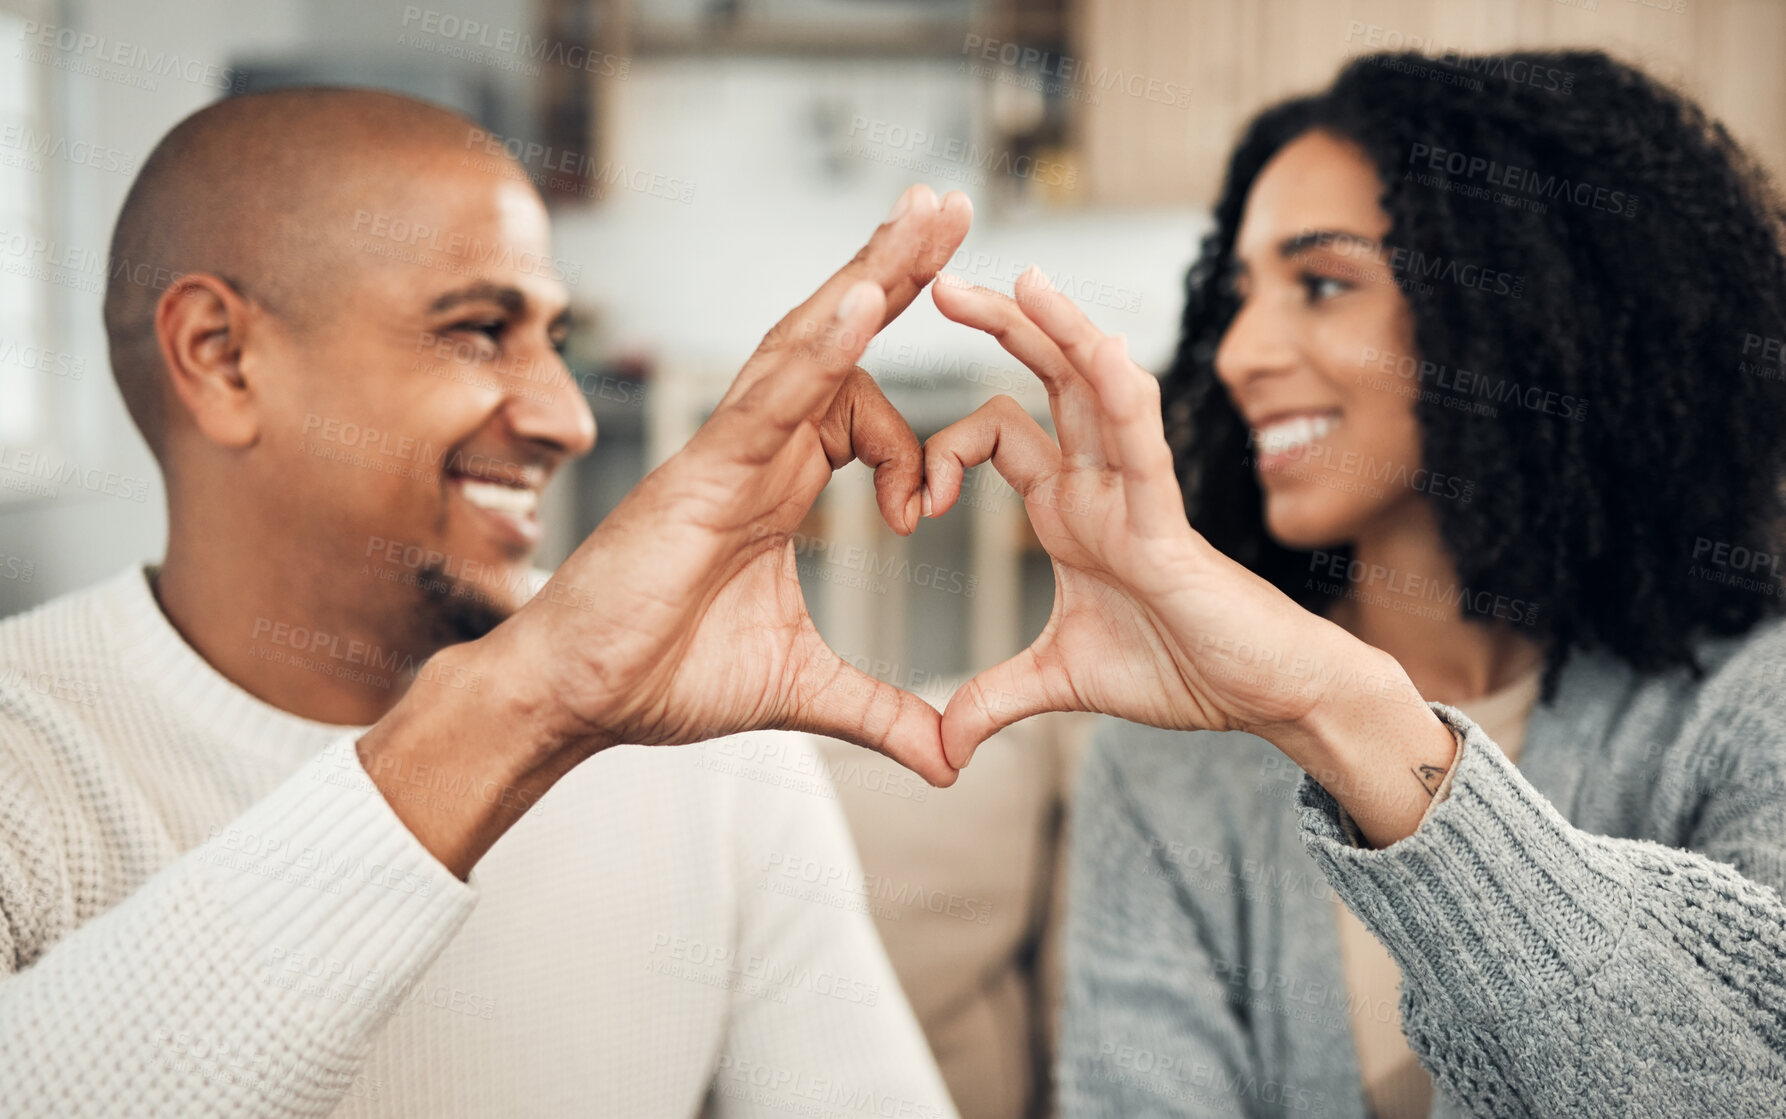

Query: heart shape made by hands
left=517, top=185, right=1367, bottom=793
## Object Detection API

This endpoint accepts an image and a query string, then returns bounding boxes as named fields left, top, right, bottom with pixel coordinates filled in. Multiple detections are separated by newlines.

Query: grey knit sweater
left=1060, top=621, right=1786, bottom=1118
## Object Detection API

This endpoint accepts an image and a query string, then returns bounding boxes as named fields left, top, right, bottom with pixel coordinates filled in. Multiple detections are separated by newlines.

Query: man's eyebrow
left=1278, top=229, right=1380, bottom=258
left=427, top=282, right=527, bottom=316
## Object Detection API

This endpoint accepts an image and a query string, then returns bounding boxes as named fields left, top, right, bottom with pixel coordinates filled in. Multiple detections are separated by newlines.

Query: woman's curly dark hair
left=1166, top=49, right=1786, bottom=698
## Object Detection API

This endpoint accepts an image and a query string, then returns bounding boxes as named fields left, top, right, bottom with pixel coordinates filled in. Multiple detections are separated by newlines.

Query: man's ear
left=154, top=274, right=263, bottom=450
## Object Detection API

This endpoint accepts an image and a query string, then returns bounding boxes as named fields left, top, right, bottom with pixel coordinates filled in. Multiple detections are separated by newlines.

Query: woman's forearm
left=1256, top=642, right=1460, bottom=849
left=1295, top=705, right=1786, bottom=1116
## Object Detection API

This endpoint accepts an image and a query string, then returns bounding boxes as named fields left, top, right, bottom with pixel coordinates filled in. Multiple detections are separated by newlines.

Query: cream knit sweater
left=0, top=566, right=956, bottom=1118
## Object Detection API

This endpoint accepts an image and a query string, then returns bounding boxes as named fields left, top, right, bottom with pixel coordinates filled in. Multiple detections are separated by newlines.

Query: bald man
left=0, top=88, right=969, bottom=1117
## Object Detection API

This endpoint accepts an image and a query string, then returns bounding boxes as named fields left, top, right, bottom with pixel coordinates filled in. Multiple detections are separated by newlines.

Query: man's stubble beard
left=414, top=559, right=515, bottom=646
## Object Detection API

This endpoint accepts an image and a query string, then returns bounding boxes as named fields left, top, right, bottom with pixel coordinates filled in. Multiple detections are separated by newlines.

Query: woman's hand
left=927, top=267, right=1455, bottom=846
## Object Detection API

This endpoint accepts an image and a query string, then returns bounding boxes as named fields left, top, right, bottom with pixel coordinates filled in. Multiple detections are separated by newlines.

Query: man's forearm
left=355, top=631, right=608, bottom=879
left=0, top=738, right=475, bottom=1118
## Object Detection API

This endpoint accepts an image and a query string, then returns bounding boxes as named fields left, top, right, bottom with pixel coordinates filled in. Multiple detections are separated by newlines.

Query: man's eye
left=549, top=332, right=570, bottom=356
left=456, top=320, right=504, bottom=340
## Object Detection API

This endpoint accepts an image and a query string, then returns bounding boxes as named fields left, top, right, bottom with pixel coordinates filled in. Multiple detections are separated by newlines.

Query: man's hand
left=925, top=266, right=1456, bottom=847
left=361, top=185, right=972, bottom=876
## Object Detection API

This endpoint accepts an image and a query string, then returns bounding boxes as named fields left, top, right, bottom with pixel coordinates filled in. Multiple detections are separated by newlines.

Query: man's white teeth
left=458, top=479, right=537, bottom=517
left=1257, top=414, right=1337, bottom=456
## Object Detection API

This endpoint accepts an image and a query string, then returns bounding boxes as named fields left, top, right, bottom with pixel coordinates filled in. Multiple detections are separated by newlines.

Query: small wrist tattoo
left=1413, top=763, right=1449, bottom=799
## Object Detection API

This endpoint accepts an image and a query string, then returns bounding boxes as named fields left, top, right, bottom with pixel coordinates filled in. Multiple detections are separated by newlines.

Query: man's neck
left=154, top=534, right=428, bottom=727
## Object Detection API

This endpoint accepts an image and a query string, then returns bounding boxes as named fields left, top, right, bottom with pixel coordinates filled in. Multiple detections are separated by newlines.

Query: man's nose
left=503, top=352, right=597, bottom=459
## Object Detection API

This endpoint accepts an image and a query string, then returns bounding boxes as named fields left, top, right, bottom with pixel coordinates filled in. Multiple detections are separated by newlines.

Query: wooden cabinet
left=1073, top=0, right=1786, bottom=208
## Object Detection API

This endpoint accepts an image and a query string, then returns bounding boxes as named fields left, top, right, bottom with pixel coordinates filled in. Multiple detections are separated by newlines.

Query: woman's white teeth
left=1257, top=414, right=1337, bottom=456
left=458, top=478, right=537, bottom=516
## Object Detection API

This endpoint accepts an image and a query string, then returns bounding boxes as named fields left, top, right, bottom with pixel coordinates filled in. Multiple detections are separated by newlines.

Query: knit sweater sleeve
left=1294, top=702, right=1786, bottom=1118
left=0, top=732, right=476, bottom=1118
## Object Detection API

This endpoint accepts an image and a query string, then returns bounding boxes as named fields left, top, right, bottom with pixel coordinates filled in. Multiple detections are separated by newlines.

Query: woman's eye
left=1300, top=274, right=1350, bottom=302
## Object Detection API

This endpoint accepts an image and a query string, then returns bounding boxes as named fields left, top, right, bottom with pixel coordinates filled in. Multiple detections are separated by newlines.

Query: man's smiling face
left=253, top=150, right=596, bottom=644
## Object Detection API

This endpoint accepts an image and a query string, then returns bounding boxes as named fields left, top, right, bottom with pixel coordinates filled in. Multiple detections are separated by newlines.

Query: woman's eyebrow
left=1278, top=229, right=1381, bottom=258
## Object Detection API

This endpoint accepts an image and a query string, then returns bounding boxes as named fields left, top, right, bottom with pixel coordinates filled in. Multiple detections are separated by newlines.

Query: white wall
left=0, top=0, right=305, bottom=616
left=552, top=56, right=1203, bottom=391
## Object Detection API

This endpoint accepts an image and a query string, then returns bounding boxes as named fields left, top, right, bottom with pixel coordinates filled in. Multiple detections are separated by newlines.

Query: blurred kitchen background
left=5, top=0, right=1786, bottom=681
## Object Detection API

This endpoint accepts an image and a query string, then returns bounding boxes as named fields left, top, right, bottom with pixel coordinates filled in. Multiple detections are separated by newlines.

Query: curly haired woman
left=920, top=49, right=1786, bottom=1117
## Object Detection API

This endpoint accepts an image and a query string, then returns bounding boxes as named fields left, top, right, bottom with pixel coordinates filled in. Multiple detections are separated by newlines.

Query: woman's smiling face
left=1213, top=129, right=1429, bottom=551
